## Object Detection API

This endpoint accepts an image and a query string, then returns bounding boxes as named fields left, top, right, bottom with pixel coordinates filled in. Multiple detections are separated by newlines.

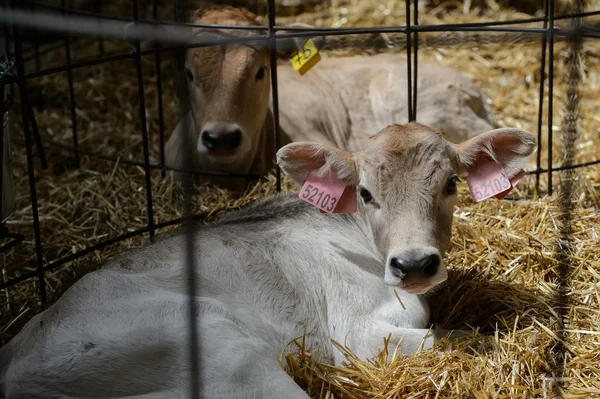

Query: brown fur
left=192, top=6, right=260, bottom=26
left=165, top=7, right=496, bottom=191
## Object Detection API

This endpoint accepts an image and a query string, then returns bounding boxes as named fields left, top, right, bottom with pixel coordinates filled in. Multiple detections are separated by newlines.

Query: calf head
left=185, top=7, right=267, bottom=165
left=170, top=6, right=323, bottom=171
left=278, top=122, right=535, bottom=294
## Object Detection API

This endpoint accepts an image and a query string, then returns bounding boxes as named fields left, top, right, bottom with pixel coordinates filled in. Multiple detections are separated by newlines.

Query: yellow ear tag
left=289, top=39, right=321, bottom=76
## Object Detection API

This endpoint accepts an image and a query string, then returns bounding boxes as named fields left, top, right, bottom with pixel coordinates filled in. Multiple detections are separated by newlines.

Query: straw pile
left=1, top=0, right=600, bottom=397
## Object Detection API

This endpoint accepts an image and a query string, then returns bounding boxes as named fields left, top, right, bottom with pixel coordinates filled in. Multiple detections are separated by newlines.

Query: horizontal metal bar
left=32, top=1, right=133, bottom=22
left=28, top=1, right=600, bottom=32
left=530, top=158, right=600, bottom=173
left=23, top=52, right=134, bottom=79
left=0, top=213, right=211, bottom=291
left=42, top=136, right=262, bottom=178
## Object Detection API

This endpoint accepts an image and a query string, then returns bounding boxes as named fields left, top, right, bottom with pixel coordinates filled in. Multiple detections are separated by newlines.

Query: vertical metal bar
left=133, top=0, right=155, bottom=241
left=2, top=0, right=11, bottom=63
left=405, top=0, right=413, bottom=121
left=33, top=42, right=40, bottom=71
left=95, top=0, right=104, bottom=57
left=153, top=0, right=166, bottom=178
left=25, top=97, right=47, bottom=170
left=547, top=0, right=555, bottom=195
left=536, top=0, right=549, bottom=190
left=62, top=0, right=80, bottom=167
left=412, top=0, right=418, bottom=120
left=267, top=0, right=282, bottom=192
left=12, top=6, right=47, bottom=304
left=0, top=84, right=5, bottom=220
left=173, top=0, right=200, bottom=397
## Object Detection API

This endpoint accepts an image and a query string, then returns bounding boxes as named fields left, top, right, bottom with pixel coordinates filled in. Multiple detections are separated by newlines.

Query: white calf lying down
left=163, top=6, right=496, bottom=188
left=0, top=123, right=535, bottom=398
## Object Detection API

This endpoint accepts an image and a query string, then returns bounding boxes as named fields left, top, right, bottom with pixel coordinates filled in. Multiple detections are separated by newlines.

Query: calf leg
left=200, top=316, right=309, bottom=399
left=344, top=324, right=473, bottom=364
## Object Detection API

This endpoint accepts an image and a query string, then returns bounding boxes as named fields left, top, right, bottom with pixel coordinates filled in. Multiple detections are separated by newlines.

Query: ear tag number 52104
left=289, top=39, right=321, bottom=76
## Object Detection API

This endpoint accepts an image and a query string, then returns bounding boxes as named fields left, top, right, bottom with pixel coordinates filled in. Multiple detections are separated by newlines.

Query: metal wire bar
left=548, top=0, right=555, bottom=195
left=0, top=212, right=213, bottom=291
left=0, top=231, right=24, bottom=254
left=0, top=83, right=5, bottom=226
left=23, top=92, right=47, bottom=170
left=536, top=0, right=550, bottom=190
left=14, top=26, right=591, bottom=85
left=6, top=4, right=600, bottom=52
left=132, top=0, right=155, bottom=241
left=24, top=52, right=136, bottom=79
left=39, top=129, right=600, bottom=176
left=39, top=136, right=262, bottom=178
left=152, top=0, right=166, bottom=178
left=11, top=2, right=47, bottom=304
left=0, top=14, right=596, bottom=399
left=172, top=0, right=200, bottom=396
left=406, top=0, right=413, bottom=121
left=268, top=0, right=282, bottom=193
left=62, top=0, right=80, bottom=167
left=94, top=0, right=104, bottom=57
left=33, top=41, right=40, bottom=71
left=412, top=0, right=418, bottom=120
left=28, top=0, right=600, bottom=30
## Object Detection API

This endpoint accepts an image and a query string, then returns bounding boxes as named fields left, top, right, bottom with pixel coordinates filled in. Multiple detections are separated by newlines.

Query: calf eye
left=255, top=66, right=266, bottom=81
left=185, top=67, right=194, bottom=81
left=359, top=188, right=373, bottom=203
left=445, top=174, right=459, bottom=195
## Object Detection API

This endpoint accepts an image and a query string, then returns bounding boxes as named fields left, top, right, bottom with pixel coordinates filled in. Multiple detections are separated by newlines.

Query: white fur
left=1, top=123, right=537, bottom=398
left=0, top=196, right=465, bottom=399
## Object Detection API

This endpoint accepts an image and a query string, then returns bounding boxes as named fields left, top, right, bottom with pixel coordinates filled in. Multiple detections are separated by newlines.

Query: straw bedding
left=1, top=0, right=600, bottom=397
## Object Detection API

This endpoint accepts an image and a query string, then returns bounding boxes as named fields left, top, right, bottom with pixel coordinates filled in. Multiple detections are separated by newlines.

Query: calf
left=0, top=123, right=535, bottom=398
left=164, top=6, right=496, bottom=188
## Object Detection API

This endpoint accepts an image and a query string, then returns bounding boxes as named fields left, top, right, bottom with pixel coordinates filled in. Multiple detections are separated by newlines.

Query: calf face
left=186, top=7, right=269, bottom=163
left=278, top=122, right=535, bottom=294
left=181, top=6, right=319, bottom=169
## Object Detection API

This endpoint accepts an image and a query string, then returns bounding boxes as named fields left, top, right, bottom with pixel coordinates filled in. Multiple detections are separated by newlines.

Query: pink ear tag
left=299, top=170, right=357, bottom=213
left=466, top=157, right=523, bottom=202
left=494, top=169, right=525, bottom=200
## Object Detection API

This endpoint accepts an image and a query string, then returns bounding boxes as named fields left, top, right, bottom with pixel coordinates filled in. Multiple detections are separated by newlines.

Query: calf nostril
left=390, top=258, right=407, bottom=279
left=422, top=254, right=440, bottom=277
left=226, top=129, right=242, bottom=150
left=201, top=129, right=241, bottom=151
left=201, top=130, right=216, bottom=149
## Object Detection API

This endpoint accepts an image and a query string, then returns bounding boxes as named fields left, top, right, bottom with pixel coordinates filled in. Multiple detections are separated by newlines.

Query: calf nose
left=389, top=254, right=440, bottom=279
left=201, top=129, right=242, bottom=151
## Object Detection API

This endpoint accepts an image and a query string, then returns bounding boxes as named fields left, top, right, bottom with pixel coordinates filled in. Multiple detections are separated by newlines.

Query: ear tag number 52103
left=299, top=170, right=356, bottom=213
left=466, top=158, right=523, bottom=202
left=289, top=39, right=321, bottom=76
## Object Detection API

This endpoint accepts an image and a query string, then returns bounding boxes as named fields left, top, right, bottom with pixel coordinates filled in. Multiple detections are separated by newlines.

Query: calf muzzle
left=201, top=128, right=242, bottom=154
left=389, top=254, right=440, bottom=280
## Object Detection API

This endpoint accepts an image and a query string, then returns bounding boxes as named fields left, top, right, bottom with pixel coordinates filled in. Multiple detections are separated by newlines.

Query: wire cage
left=0, top=0, right=598, bottom=396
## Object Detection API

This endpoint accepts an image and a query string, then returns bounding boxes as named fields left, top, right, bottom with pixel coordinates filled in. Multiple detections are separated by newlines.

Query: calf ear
left=123, top=22, right=181, bottom=64
left=454, top=128, right=536, bottom=180
left=275, top=24, right=326, bottom=58
left=277, top=142, right=357, bottom=187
